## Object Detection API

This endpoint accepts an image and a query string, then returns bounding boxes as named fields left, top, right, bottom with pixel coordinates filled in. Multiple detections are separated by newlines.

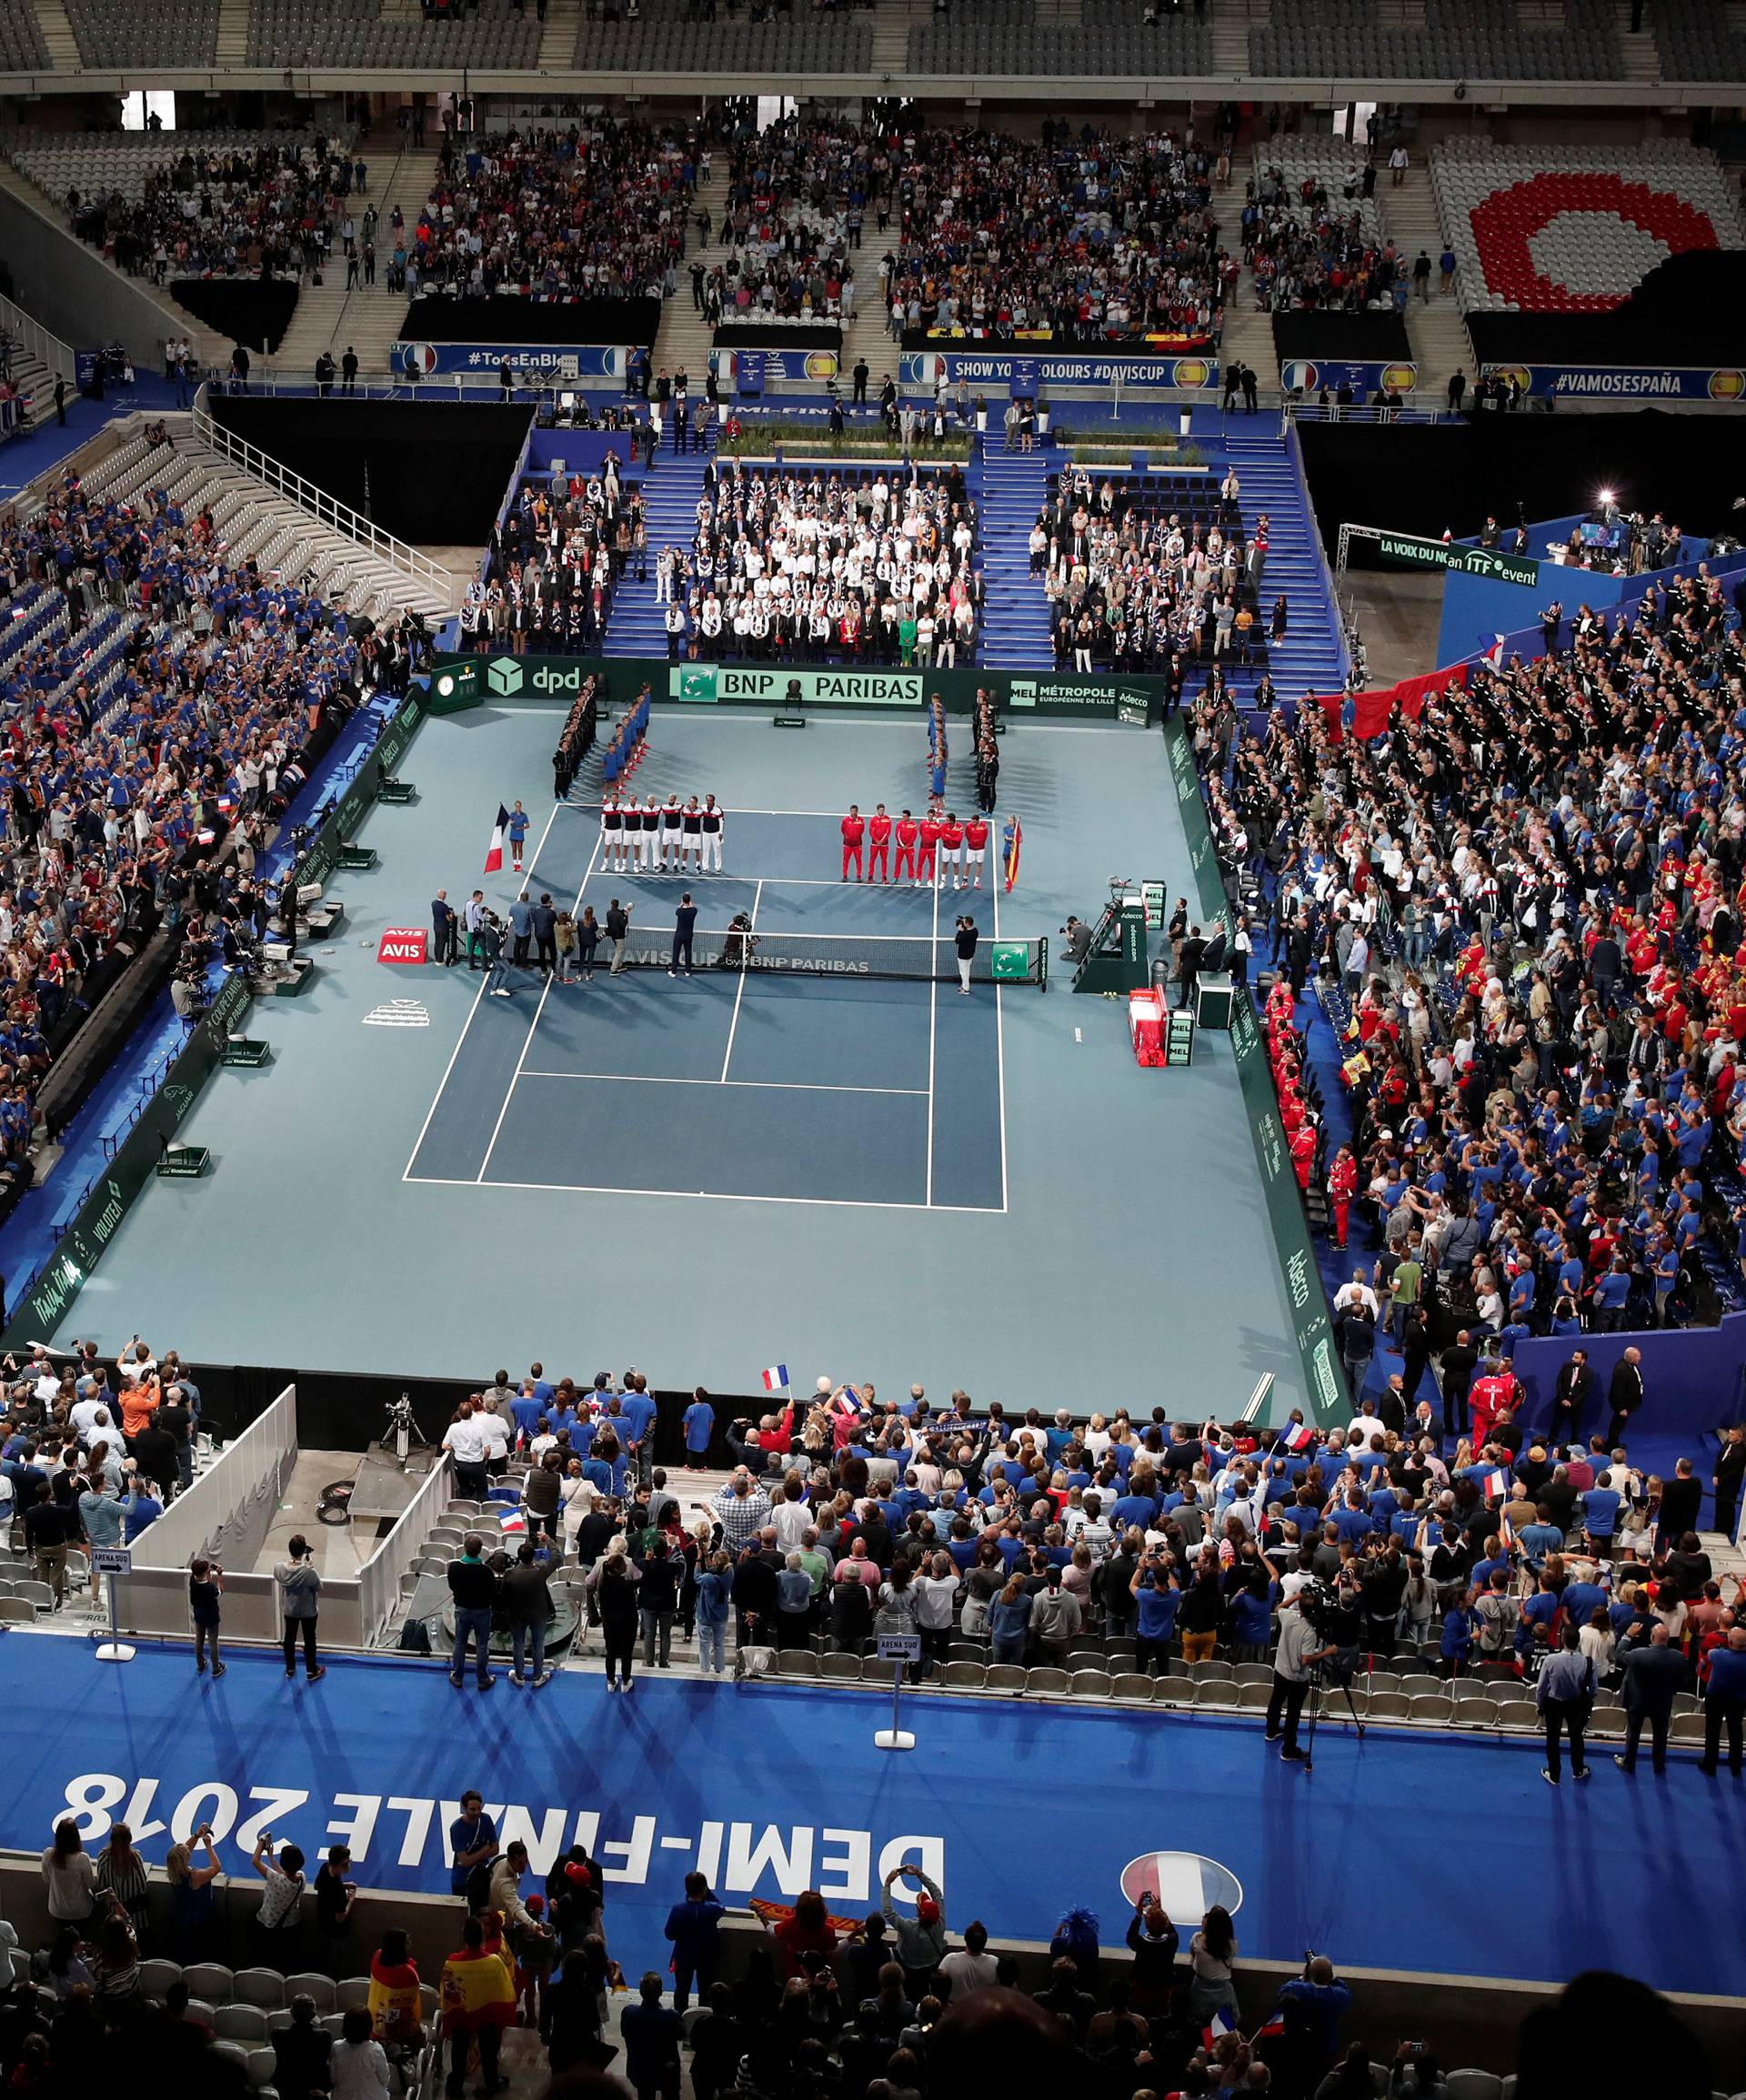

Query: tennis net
left=608, top=929, right=1048, bottom=987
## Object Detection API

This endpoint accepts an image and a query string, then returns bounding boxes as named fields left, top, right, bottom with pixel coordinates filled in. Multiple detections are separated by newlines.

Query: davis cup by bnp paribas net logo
left=673, top=667, right=718, bottom=700
left=487, top=657, right=525, bottom=697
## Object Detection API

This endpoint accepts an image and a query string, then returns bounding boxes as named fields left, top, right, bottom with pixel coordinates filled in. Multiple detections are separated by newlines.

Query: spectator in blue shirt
left=681, top=1390, right=714, bottom=1470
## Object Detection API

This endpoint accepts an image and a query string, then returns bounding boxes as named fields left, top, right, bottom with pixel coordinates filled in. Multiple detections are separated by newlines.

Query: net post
left=1038, top=937, right=1049, bottom=990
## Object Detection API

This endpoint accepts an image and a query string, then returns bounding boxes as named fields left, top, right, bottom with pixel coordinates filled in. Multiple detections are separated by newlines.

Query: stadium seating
left=6, top=129, right=325, bottom=215
left=907, top=0, right=1210, bottom=75
left=573, top=0, right=873, bottom=73
left=1431, top=140, right=1743, bottom=312
left=1247, top=0, right=1621, bottom=79
left=0, top=3, right=49, bottom=68
left=246, top=0, right=539, bottom=68
left=1652, top=0, right=1746, bottom=83
left=63, top=0, right=219, bottom=65
left=1253, top=138, right=1389, bottom=253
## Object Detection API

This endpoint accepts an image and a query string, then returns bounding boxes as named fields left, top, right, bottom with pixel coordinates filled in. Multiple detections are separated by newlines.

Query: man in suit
left=431, top=889, right=458, bottom=966
left=1613, top=1623, right=1687, bottom=1776
left=1604, top=1347, right=1644, bottom=1450
left=1713, top=1423, right=1746, bottom=1540
left=1438, top=1330, right=1479, bottom=1442
left=1547, top=1348, right=1597, bottom=1451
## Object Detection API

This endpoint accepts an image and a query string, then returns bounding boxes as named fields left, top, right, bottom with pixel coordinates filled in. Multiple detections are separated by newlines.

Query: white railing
left=356, top=1448, right=455, bottom=1647
left=0, top=290, right=75, bottom=384
left=191, top=380, right=452, bottom=601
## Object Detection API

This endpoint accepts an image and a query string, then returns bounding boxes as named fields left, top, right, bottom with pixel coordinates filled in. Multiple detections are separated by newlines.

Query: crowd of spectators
left=464, top=451, right=647, bottom=654
left=880, top=118, right=1226, bottom=345
left=407, top=120, right=703, bottom=303
left=1191, top=568, right=1746, bottom=1355
left=0, top=449, right=406, bottom=1185
left=1241, top=163, right=1406, bottom=314
left=698, top=114, right=868, bottom=324
left=66, top=136, right=365, bottom=286
left=1044, top=463, right=1279, bottom=681
left=676, top=460, right=980, bottom=665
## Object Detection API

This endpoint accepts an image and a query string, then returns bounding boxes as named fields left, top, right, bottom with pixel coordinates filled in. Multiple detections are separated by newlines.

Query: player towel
left=761, top=1365, right=789, bottom=1392
left=1482, top=1467, right=1511, bottom=1501
left=484, top=804, right=508, bottom=875
left=1282, top=1421, right=1315, bottom=1452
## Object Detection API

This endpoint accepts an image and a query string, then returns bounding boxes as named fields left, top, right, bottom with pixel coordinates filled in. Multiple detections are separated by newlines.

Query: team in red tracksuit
left=1327, top=1146, right=1357, bottom=1249
left=963, top=814, right=989, bottom=888
left=840, top=805, right=866, bottom=879
left=867, top=805, right=892, bottom=881
left=917, top=809, right=941, bottom=887
left=893, top=809, right=918, bottom=884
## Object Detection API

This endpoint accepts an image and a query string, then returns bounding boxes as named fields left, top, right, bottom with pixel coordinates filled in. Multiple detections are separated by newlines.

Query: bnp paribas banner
left=1165, top=718, right=1345, bottom=1430
left=425, top=653, right=1163, bottom=721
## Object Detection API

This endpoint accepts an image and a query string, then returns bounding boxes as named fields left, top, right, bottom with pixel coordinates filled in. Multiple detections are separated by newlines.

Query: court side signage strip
left=426, top=653, right=1162, bottom=723
left=1165, top=718, right=1344, bottom=1428
left=285, top=692, right=426, bottom=897
left=1, top=973, right=253, bottom=1353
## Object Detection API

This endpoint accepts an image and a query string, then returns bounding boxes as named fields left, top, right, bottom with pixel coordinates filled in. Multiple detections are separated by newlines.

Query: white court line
left=406, top=1171, right=1002, bottom=1216
left=924, top=861, right=939, bottom=1207
left=719, top=878, right=763, bottom=1082
left=568, top=804, right=848, bottom=819
left=476, top=824, right=605, bottom=1183
left=401, top=971, right=492, bottom=1181
left=397, top=794, right=567, bottom=1183
left=574, top=873, right=912, bottom=890
left=993, top=875, right=1009, bottom=1213
left=519, top=1070, right=928, bottom=1097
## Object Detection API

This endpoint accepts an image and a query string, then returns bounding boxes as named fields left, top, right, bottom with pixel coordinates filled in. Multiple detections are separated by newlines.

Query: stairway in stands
left=601, top=441, right=712, bottom=659
left=974, top=446, right=1055, bottom=670
left=1213, top=426, right=1346, bottom=700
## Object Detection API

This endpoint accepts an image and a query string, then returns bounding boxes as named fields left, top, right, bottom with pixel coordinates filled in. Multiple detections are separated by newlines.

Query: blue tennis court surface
left=4, top=1643, right=1737, bottom=1999
left=406, top=809, right=1008, bottom=1210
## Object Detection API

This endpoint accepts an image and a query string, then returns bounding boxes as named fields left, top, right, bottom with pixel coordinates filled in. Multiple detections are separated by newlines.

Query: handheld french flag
left=1283, top=1421, right=1315, bottom=1452
left=1499, top=1512, right=1517, bottom=1551
left=1002, top=816, right=1023, bottom=894
left=1202, top=2007, right=1235, bottom=2047
left=760, top=1365, right=789, bottom=1392
left=483, top=803, right=508, bottom=875
left=1253, top=2011, right=1286, bottom=2042
left=1482, top=1466, right=1511, bottom=1501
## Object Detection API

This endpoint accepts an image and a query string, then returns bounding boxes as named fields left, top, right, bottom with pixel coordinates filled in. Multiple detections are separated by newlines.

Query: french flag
left=1253, top=2012, right=1285, bottom=2042
left=760, top=1365, right=789, bottom=1392
left=1282, top=1421, right=1315, bottom=1452
left=483, top=803, right=508, bottom=875
left=1499, top=1512, right=1517, bottom=1551
left=1482, top=1467, right=1511, bottom=1501
left=1202, top=2007, right=1235, bottom=2047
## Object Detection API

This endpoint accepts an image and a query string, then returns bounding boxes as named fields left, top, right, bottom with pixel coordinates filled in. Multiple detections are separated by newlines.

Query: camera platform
left=349, top=1439, right=443, bottom=1522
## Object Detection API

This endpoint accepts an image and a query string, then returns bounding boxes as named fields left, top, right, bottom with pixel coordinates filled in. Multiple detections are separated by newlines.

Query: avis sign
left=377, top=927, right=429, bottom=966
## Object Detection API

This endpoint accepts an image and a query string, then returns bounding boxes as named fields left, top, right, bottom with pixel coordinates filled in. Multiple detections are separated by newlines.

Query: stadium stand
left=246, top=0, right=540, bottom=68
left=1247, top=0, right=1623, bottom=79
left=1431, top=139, right=1744, bottom=313
left=907, top=0, right=1212, bottom=75
left=1247, top=141, right=1390, bottom=312
left=1652, top=0, right=1746, bottom=84
left=63, top=0, right=220, bottom=68
left=571, top=0, right=874, bottom=74
left=0, top=2, right=50, bottom=70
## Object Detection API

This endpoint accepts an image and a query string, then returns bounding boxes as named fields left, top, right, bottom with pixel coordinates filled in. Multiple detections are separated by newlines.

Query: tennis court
left=405, top=809, right=1034, bottom=1211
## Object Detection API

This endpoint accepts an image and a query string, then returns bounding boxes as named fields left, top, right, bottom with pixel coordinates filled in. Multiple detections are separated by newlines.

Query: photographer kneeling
left=1266, top=1591, right=1340, bottom=1763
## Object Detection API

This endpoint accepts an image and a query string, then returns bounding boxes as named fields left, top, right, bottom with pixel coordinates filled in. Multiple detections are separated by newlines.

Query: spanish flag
left=1002, top=816, right=1022, bottom=894
left=439, top=1947, right=517, bottom=2032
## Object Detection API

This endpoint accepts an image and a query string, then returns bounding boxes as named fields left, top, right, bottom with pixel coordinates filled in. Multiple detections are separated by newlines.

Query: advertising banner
left=285, top=692, right=426, bottom=896
left=711, top=347, right=841, bottom=387
left=1165, top=720, right=1343, bottom=1427
left=0, top=973, right=252, bottom=1352
left=898, top=351, right=1216, bottom=393
left=1481, top=361, right=1746, bottom=403
left=426, top=655, right=1175, bottom=722
left=393, top=342, right=626, bottom=380
left=1279, top=357, right=1418, bottom=397
left=1374, top=528, right=1539, bottom=588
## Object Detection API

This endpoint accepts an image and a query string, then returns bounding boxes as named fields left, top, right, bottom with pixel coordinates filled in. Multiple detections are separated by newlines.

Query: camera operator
left=1266, top=1591, right=1337, bottom=1763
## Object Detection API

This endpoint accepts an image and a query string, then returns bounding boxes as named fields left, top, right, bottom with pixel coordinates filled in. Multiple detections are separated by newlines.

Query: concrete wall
left=0, top=181, right=173, bottom=369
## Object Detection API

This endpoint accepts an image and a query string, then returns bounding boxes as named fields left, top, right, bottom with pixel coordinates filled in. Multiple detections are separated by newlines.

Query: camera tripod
left=1299, top=1657, right=1367, bottom=1773
left=385, top=1393, right=431, bottom=1468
